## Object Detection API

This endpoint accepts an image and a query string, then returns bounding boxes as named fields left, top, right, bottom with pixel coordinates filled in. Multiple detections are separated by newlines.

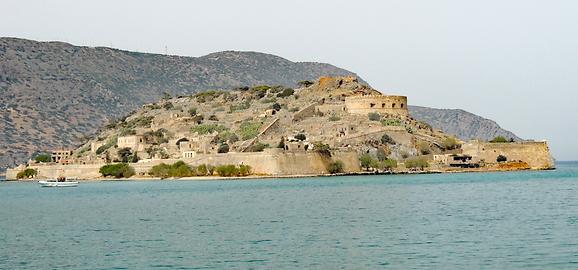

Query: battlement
left=344, top=94, right=409, bottom=116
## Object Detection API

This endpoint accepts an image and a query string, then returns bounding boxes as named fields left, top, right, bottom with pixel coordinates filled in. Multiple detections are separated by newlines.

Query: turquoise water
left=2, top=163, right=578, bottom=269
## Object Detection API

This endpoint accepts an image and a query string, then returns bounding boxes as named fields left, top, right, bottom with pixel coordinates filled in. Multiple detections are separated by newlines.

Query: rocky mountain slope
left=409, top=106, right=521, bottom=141
left=0, top=37, right=519, bottom=170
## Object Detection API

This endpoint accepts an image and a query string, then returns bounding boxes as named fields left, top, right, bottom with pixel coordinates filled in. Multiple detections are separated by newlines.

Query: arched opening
left=392, top=103, right=396, bottom=108
left=175, top=138, right=189, bottom=146
left=381, top=103, right=385, bottom=108
left=401, top=103, right=404, bottom=108
left=370, top=103, right=376, bottom=108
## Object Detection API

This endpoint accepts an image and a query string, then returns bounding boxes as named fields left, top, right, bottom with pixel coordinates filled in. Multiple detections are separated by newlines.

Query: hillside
left=0, top=38, right=364, bottom=170
left=409, top=106, right=521, bottom=141
left=0, top=37, right=519, bottom=170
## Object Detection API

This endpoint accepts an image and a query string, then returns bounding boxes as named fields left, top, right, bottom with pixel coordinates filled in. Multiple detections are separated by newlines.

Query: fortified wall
left=344, top=95, right=409, bottom=117
left=6, top=150, right=361, bottom=180
left=462, top=141, right=555, bottom=170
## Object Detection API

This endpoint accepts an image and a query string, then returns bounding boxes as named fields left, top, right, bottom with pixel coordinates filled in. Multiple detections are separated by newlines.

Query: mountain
left=409, top=106, right=521, bottom=141
left=0, top=37, right=519, bottom=170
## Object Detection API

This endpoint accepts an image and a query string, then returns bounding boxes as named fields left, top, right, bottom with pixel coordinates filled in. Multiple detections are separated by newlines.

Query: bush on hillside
left=34, top=153, right=51, bottom=163
left=405, top=157, right=429, bottom=169
left=17, top=168, right=38, bottom=179
left=328, top=160, right=344, bottom=174
left=490, top=136, right=509, bottom=143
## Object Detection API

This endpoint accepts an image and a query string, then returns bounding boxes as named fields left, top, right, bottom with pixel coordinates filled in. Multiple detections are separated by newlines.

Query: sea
left=1, top=162, right=578, bottom=269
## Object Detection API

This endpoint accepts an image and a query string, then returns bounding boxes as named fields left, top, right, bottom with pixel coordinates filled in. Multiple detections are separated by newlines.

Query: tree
left=490, top=136, right=509, bottom=143
left=381, top=134, right=395, bottom=145
left=360, top=153, right=373, bottom=170
left=497, top=155, right=507, bottom=163
left=99, top=163, right=135, bottom=178
left=17, top=168, right=37, bottom=179
left=443, top=137, right=460, bottom=150
left=417, top=142, right=431, bottom=155
left=328, top=160, right=344, bottom=174
left=405, top=157, right=429, bottom=170
left=34, top=153, right=51, bottom=163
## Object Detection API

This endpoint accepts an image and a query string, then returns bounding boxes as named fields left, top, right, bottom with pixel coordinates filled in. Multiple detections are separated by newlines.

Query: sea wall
left=462, top=141, right=555, bottom=169
left=6, top=150, right=361, bottom=180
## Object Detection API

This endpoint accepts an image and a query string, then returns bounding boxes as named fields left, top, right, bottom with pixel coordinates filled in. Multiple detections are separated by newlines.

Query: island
left=6, top=76, right=555, bottom=180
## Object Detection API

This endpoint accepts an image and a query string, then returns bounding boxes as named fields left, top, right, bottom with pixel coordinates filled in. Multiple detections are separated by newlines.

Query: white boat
left=38, top=180, right=78, bottom=187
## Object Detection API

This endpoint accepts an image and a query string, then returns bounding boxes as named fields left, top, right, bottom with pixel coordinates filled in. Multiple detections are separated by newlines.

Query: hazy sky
left=2, top=0, right=577, bottom=160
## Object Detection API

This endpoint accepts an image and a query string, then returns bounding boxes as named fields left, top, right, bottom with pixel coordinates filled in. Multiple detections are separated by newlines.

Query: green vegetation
left=251, top=85, right=271, bottom=92
left=313, top=142, right=331, bottom=156
left=195, top=90, right=224, bottom=103
left=149, top=161, right=195, bottom=178
left=238, top=121, right=262, bottom=140
left=328, top=114, right=341, bottom=121
left=192, top=124, right=229, bottom=135
left=117, top=147, right=138, bottom=163
left=229, top=100, right=251, bottom=112
left=125, top=116, right=154, bottom=128
left=276, top=88, right=294, bottom=98
left=119, top=128, right=136, bottom=136
left=442, top=136, right=460, bottom=150
left=208, top=115, right=219, bottom=121
left=271, top=103, right=281, bottom=111
left=188, top=107, right=197, bottom=116
left=295, top=133, right=306, bottom=141
left=34, top=153, right=51, bottom=163
left=490, top=136, right=509, bottom=143
left=381, top=118, right=403, bottom=126
left=247, top=142, right=269, bottom=152
left=497, top=155, right=508, bottom=163
left=96, top=136, right=117, bottom=155
left=360, top=153, right=397, bottom=171
left=381, top=134, right=395, bottom=145
left=99, top=163, right=135, bottom=178
left=260, top=97, right=276, bottom=103
left=368, top=112, right=381, bottom=121
left=143, top=129, right=169, bottom=145
left=405, top=157, right=429, bottom=169
left=215, top=164, right=252, bottom=177
left=17, top=168, right=37, bottom=179
left=163, top=102, right=174, bottom=110
left=218, top=143, right=230, bottom=153
left=297, top=80, right=314, bottom=88
left=328, top=160, right=344, bottom=174
left=417, top=141, right=431, bottom=155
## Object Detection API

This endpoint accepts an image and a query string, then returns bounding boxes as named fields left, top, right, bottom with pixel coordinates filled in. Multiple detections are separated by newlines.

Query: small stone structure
left=344, top=95, right=409, bottom=117
left=117, top=135, right=145, bottom=151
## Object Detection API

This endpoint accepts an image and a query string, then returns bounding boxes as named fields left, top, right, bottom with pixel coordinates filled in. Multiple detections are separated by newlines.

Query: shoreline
left=4, top=167, right=556, bottom=183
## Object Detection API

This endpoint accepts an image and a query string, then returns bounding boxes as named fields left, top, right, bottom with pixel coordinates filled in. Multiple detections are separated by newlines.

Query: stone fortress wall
left=344, top=95, right=409, bottom=117
left=462, top=141, right=555, bottom=170
left=6, top=150, right=361, bottom=180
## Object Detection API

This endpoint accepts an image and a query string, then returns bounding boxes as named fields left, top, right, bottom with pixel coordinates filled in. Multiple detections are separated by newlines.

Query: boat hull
left=38, top=181, right=79, bottom=187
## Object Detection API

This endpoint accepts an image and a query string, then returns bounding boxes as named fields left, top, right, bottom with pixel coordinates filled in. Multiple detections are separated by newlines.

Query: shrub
left=251, top=85, right=271, bottom=92
left=215, top=164, right=239, bottom=177
left=297, top=80, right=314, bottom=88
left=125, top=116, right=154, bottom=128
left=239, top=165, right=252, bottom=176
left=328, top=115, right=341, bottom=121
left=117, top=147, right=138, bottom=163
left=328, top=160, right=344, bottom=174
left=360, top=153, right=374, bottom=170
left=208, top=115, right=219, bottom=121
left=497, top=155, right=508, bottom=163
left=382, top=159, right=398, bottom=170
left=442, top=137, right=460, bottom=150
left=271, top=103, right=281, bottom=111
left=218, top=143, right=230, bottom=153
left=34, top=154, right=51, bottom=163
left=229, top=100, right=251, bottom=112
left=163, top=103, right=174, bottom=110
left=248, top=142, right=269, bottom=152
left=381, top=118, right=403, bottom=126
left=368, top=112, right=381, bottom=121
left=490, top=136, right=509, bottom=143
left=376, top=148, right=387, bottom=161
left=192, top=124, right=229, bottom=135
left=96, top=137, right=117, bottom=155
left=417, top=142, right=431, bottom=155
left=99, top=163, right=135, bottom=178
left=238, top=121, right=262, bottom=140
left=143, top=129, right=168, bottom=145
left=188, top=107, right=197, bottom=116
left=276, top=88, right=295, bottom=98
left=405, top=158, right=429, bottom=169
left=381, top=134, right=395, bottom=145
left=197, top=164, right=208, bottom=176
left=119, top=128, right=136, bottom=136
left=313, top=142, right=331, bottom=156
left=149, top=161, right=194, bottom=178
left=295, top=133, right=306, bottom=141
left=17, top=168, right=37, bottom=179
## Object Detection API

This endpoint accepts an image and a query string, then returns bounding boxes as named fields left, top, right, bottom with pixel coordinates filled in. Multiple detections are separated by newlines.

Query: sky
left=1, top=0, right=577, bottom=160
